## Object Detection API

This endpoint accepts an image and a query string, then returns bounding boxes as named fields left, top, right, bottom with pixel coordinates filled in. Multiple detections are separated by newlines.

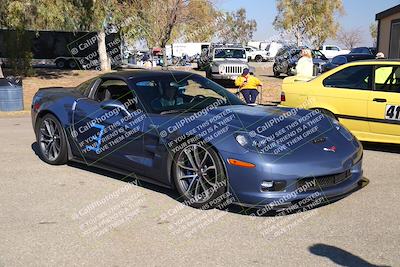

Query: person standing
left=235, top=68, right=263, bottom=104
left=296, top=49, right=314, bottom=79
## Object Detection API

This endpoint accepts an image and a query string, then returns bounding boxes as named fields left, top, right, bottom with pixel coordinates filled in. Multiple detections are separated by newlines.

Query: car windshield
left=131, top=74, right=245, bottom=114
left=214, top=49, right=246, bottom=59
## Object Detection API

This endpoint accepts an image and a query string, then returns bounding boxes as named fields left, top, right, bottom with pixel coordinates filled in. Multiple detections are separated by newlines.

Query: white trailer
left=170, top=42, right=210, bottom=57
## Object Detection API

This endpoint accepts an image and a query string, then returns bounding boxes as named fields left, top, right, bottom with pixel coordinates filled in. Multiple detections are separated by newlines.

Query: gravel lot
left=0, top=116, right=399, bottom=267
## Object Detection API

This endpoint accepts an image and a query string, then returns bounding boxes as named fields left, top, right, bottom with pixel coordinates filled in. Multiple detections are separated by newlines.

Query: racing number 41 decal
left=385, top=105, right=400, bottom=121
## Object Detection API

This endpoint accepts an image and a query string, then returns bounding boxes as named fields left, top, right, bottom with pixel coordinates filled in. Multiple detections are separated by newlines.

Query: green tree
left=274, top=0, right=344, bottom=48
left=0, top=0, right=139, bottom=72
left=182, top=0, right=219, bottom=42
left=217, top=8, right=257, bottom=45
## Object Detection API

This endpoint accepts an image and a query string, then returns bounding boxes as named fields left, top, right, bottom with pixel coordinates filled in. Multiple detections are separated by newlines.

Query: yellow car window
left=375, top=66, right=400, bottom=93
left=324, top=65, right=373, bottom=90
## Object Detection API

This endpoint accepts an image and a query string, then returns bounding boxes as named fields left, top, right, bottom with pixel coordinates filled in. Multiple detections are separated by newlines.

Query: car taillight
left=281, top=92, right=286, bottom=102
left=33, top=102, right=40, bottom=111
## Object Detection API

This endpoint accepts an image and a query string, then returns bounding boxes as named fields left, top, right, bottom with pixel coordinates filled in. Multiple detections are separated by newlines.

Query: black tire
left=273, top=64, right=280, bottom=77
left=172, top=143, right=227, bottom=209
left=255, top=55, right=263, bottom=62
left=35, top=114, right=68, bottom=165
left=205, top=69, right=212, bottom=79
left=55, top=59, right=66, bottom=69
left=68, top=59, right=78, bottom=69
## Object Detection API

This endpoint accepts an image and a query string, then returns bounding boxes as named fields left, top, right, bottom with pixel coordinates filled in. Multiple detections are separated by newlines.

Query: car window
left=214, top=49, right=246, bottom=59
left=323, top=65, right=373, bottom=90
left=332, top=56, right=347, bottom=65
left=94, top=79, right=136, bottom=111
left=76, top=78, right=96, bottom=96
left=351, top=48, right=369, bottom=54
left=327, top=46, right=340, bottom=51
left=374, top=66, right=400, bottom=93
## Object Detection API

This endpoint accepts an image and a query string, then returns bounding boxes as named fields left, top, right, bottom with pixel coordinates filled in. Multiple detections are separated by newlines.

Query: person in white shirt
left=296, top=49, right=314, bottom=79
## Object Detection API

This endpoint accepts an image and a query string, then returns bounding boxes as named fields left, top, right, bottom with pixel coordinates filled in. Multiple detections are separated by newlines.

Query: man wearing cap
left=235, top=68, right=263, bottom=104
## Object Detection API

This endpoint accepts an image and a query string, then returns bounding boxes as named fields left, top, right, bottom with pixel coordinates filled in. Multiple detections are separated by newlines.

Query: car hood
left=162, top=105, right=359, bottom=160
left=203, top=105, right=333, bottom=134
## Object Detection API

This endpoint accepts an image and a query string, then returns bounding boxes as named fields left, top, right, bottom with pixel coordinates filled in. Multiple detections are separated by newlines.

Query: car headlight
left=332, top=120, right=354, bottom=141
left=234, top=131, right=288, bottom=154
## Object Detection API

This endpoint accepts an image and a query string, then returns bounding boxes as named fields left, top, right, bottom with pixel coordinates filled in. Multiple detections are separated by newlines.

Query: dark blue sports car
left=31, top=70, right=364, bottom=209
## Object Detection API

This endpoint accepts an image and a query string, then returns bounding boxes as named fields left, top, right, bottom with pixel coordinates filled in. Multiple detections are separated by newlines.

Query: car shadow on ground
left=31, top=142, right=180, bottom=200
left=362, top=142, right=400, bottom=154
left=309, top=243, right=390, bottom=267
left=31, top=142, right=369, bottom=217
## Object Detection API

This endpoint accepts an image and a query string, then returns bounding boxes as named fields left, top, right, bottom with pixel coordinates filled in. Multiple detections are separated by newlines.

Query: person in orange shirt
left=234, top=68, right=263, bottom=104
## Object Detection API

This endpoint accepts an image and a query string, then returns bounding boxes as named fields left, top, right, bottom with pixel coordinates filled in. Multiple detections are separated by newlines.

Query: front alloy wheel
left=173, top=144, right=227, bottom=208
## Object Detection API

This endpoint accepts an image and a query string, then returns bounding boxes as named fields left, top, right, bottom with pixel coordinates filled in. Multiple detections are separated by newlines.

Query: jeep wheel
left=273, top=64, right=280, bottom=77
left=255, top=55, right=263, bottom=62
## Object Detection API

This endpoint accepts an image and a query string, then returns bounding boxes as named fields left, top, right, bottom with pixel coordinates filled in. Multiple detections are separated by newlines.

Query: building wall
left=378, top=12, right=400, bottom=57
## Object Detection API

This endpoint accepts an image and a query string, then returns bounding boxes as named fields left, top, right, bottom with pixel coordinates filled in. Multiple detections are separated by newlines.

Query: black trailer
left=0, top=29, right=121, bottom=69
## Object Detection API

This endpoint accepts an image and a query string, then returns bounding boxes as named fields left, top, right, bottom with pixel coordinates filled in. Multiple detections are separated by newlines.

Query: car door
left=368, top=65, right=400, bottom=139
left=245, top=47, right=252, bottom=60
left=72, top=78, right=145, bottom=173
left=128, top=78, right=172, bottom=185
left=321, top=65, right=374, bottom=134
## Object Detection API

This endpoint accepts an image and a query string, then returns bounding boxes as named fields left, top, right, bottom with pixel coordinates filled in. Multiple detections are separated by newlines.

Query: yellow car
left=281, top=60, right=400, bottom=144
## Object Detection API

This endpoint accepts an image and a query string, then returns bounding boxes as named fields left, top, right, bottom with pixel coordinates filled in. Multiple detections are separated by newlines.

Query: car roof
left=338, top=54, right=375, bottom=59
left=100, top=69, right=200, bottom=80
left=349, top=59, right=400, bottom=64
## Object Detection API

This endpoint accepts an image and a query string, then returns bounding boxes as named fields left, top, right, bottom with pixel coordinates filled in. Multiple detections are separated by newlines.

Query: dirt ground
left=5, top=62, right=282, bottom=112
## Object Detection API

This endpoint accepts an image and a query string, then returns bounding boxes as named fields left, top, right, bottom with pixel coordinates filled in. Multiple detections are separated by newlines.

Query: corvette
left=31, top=70, right=363, bottom=209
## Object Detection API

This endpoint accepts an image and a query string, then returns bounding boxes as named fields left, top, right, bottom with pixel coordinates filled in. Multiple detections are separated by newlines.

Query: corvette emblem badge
left=323, top=146, right=337, bottom=152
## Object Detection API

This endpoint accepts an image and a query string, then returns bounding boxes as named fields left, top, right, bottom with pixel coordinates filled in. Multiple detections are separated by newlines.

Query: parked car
left=245, top=46, right=269, bottom=62
left=198, top=43, right=252, bottom=81
left=319, top=45, right=350, bottom=59
left=273, top=46, right=329, bottom=77
left=31, top=70, right=364, bottom=209
left=281, top=60, right=400, bottom=144
left=350, top=47, right=377, bottom=56
left=321, top=53, right=376, bottom=73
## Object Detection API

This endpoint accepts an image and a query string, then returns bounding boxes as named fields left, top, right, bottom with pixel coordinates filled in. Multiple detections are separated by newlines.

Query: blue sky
left=215, top=0, right=400, bottom=46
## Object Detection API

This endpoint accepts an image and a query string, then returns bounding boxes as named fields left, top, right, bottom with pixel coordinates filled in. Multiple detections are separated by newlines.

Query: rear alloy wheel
left=36, top=114, right=68, bottom=165
left=173, top=143, right=227, bottom=209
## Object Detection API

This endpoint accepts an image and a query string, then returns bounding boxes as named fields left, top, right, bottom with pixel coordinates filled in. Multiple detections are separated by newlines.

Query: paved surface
left=0, top=116, right=399, bottom=267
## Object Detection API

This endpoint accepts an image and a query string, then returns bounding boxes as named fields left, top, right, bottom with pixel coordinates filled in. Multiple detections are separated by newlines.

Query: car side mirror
left=100, top=100, right=130, bottom=116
